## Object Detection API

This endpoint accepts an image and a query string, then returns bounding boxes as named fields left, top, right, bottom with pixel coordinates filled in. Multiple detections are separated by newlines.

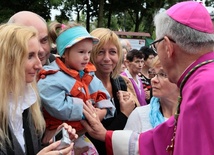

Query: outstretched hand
left=37, top=140, right=73, bottom=155
left=80, top=100, right=107, bottom=142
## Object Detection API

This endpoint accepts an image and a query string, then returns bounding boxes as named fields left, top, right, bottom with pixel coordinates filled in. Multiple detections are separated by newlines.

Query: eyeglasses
left=149, top=72, right=167, bottom=79
left=150, top=37, right=176, bottom=53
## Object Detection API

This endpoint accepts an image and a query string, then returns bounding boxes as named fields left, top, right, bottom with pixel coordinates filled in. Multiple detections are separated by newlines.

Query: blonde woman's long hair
left=0, top=24, right=45, bottom=148
left=90, top=28, right=123, bottom=79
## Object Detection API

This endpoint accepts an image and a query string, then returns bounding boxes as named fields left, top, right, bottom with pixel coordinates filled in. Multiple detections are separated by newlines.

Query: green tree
left=53, top=0, right=94, bottom=31
left=1, top=0, right=213, bottom=36
left=0, top=0, right=53, bottom=23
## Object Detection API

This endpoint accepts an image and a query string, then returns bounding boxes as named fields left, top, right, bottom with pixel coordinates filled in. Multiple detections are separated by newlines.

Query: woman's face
left=150, top=66, right=177, bottom=99
left=94, top=41, right=119, bottom=75
left=64, top=39, right=93, bottom=71
left=25, top=37, right=42, bottom=83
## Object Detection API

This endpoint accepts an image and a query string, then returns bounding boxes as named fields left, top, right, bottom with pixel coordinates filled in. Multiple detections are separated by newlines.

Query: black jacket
left=86, top=76, right=128, bottom=155
left=0, top=109, right=42, bottom=155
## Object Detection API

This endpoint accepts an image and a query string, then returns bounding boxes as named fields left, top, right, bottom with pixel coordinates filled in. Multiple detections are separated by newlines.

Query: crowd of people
left=0, top=1, right=213, bottom=155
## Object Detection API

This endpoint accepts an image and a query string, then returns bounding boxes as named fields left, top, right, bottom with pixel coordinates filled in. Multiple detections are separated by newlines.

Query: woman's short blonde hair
left=90, top=28, right=123, bottom=79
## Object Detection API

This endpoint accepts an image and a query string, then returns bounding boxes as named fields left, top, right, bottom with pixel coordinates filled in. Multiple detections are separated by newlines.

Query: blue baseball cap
left=56, top=26, right=99, bottom=56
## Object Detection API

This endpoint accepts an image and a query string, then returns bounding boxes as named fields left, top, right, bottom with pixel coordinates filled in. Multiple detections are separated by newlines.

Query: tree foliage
left=0, top=0, right=53, bottom=22
left=0, top=0, right=213, bottom=38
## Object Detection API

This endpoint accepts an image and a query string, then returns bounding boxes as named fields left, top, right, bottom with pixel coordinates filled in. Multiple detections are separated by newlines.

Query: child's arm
left=89, top=75, right=116, bottom=118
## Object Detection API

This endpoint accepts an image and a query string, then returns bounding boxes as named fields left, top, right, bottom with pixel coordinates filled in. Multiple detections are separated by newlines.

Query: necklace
left=166, top=59, right=214, bottom=155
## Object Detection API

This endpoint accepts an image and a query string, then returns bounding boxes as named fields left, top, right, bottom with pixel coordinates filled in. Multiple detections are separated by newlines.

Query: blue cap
left=56, top=26, right=99, bottom=56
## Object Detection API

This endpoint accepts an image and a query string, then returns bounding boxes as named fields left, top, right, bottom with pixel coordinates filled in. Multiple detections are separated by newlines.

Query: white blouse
left=9, top=84, right=37, bottom=152
left=124, top=104, right=168, bottom=132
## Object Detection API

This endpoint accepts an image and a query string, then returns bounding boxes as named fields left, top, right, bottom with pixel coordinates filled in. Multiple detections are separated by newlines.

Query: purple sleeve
left=139, top=117, right=175, bottom=155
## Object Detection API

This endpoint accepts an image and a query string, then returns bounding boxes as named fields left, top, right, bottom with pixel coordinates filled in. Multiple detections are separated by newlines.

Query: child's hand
left=42, top=123, right=78, bottom=145
left=55, top=123, right=78, bottom=142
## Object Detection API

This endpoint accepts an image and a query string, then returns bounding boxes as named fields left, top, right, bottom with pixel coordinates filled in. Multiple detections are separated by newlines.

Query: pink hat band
left=167, top=1, right=213, bottom=33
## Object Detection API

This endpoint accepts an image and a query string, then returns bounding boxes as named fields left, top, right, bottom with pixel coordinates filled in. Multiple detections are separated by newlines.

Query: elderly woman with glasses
left=124, top=56, right=179, bottom=132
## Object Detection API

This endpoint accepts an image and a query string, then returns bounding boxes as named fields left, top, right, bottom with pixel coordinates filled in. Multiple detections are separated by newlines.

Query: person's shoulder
left=191, top=63, right=214, bottom=85
left=134, top=104, right=151, bottom=115
left=42, top=60, right=58, bottom=70
left=183, top=63, right=214, bottom=99
left=38, top=61, right=61, bottom=81
left=200, top=63, right=214, bottom=77
left=120, top=74, right=129, bottom=81
left=120, top=71, right=127, bottom=77
left=48, top=53, right=56, bottom=63
left=111, top=75, right=127, bottom=91
left=136, top=104, right=151, bottom=110
left=120, top=74, right=132, bottom=86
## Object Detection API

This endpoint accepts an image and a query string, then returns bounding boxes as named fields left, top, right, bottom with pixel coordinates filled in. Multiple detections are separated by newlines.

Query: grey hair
left=154, top=11, right=214, bottom=54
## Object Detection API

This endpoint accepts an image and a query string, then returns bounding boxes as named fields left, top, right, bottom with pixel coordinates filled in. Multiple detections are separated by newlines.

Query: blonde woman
left=88, top=28, right=137, bottom=155
left=0, top=24, right=77, bottom=155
